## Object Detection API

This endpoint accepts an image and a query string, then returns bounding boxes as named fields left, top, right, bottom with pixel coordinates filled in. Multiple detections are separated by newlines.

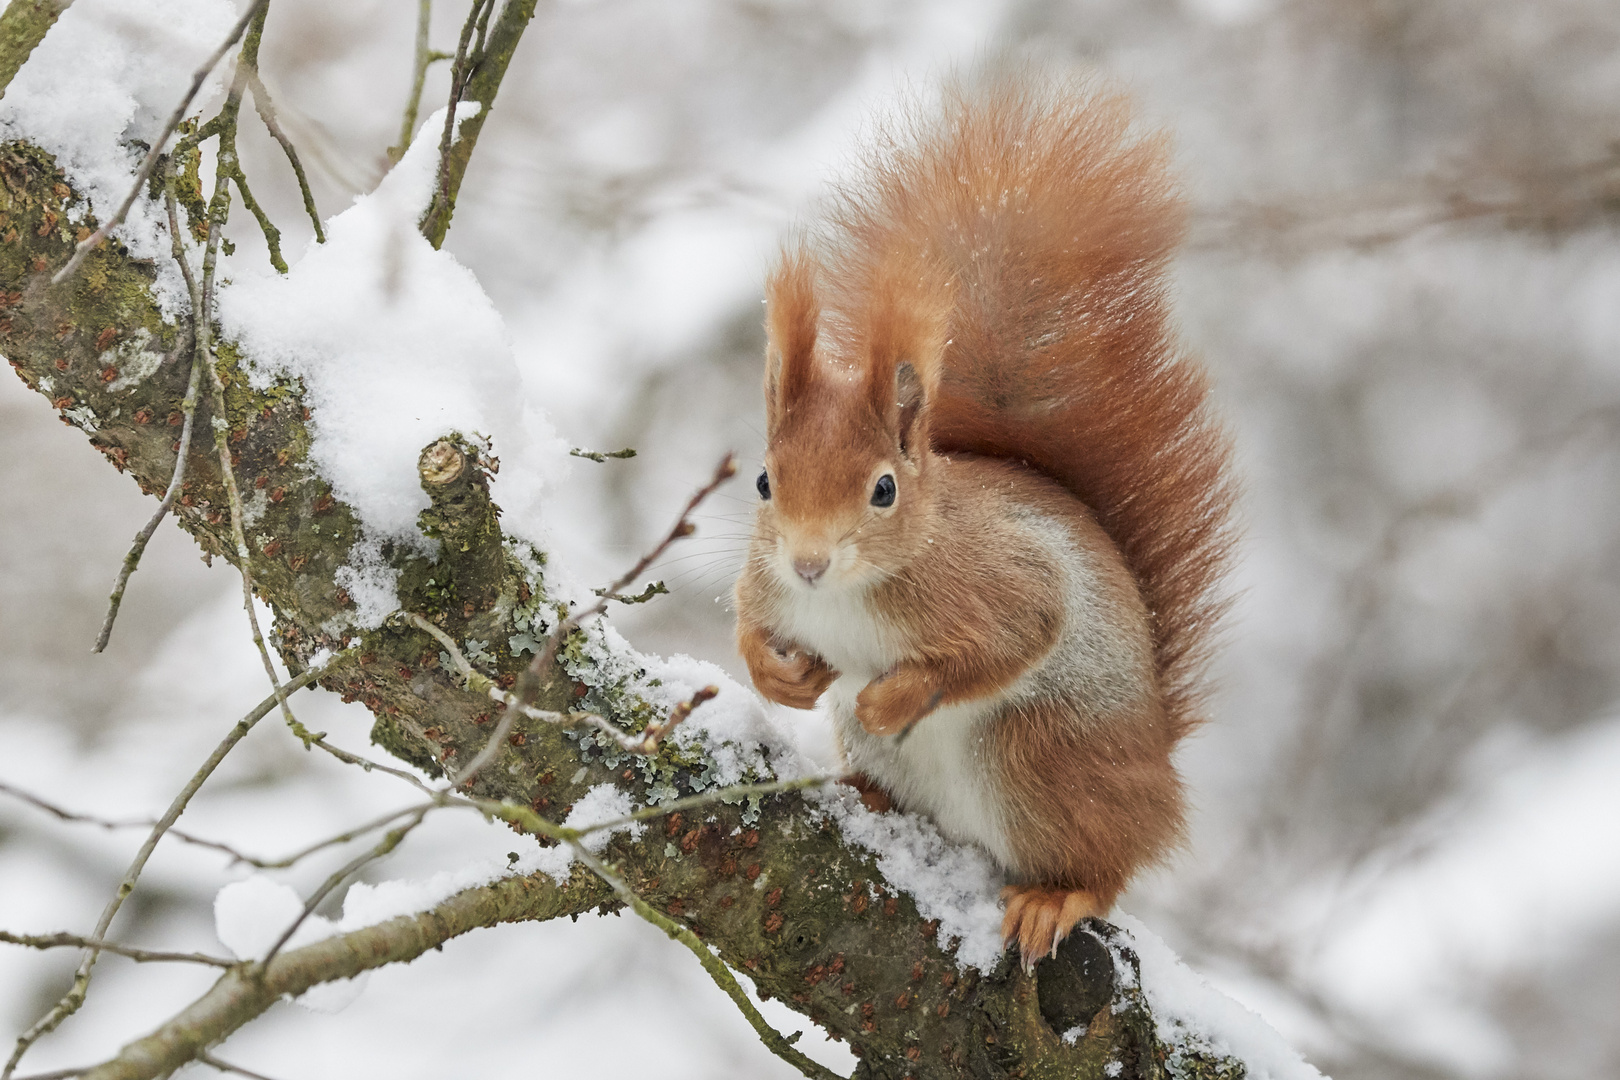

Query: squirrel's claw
left=999, top=885, right=1102, bottom=972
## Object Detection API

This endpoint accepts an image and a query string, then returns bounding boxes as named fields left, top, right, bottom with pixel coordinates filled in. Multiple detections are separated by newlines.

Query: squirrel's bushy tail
left=816, top=72, right=1236, bottom=741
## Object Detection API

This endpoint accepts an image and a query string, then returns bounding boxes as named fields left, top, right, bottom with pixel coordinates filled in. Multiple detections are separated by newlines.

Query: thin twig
left=526, top=453, right=738, bottom=686
left=306, top=735, right=441, bottom=796
left=92, top=333, right=202, bottom=652
left=0, top=779, right=278, bottom=868
left=197, top=1052, right=280, bottom=1080
left=567, top=774, right=838, bottom=839
left=569, top=446, right=637, bottom=462
left=427, top=0, right=494, bottom=233
left=185, top=10, right=300, bottom=749
left=0, top=662, right=330, bottom=1080
left=388, top=0, right=453, bottom=163
left=212, top=7, right=286, bottom=273
left=0, top=932, right=233, bottom=969
left=256, top=806, right=432, bottom=968
left=242, top=68, right=323, bottom=243
left=400, top=610, right=717, bottom=783
left=49, top=0, right=267, bottom=285
left=227, top=159, right=283, bottom=273
left=69, top=870, right=607, bottom=1080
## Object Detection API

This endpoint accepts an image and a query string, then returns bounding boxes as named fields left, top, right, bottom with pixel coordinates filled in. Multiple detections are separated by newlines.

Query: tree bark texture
left=0, top=141, right=1246, bottom=1080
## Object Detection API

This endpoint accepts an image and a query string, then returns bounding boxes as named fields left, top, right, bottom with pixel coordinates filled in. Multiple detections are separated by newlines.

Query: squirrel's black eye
left=756, top=470, right=771, bottom=500
left=871, top=474, right=896, bottom=507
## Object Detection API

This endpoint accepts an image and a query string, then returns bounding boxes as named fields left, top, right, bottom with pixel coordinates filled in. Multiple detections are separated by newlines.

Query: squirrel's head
left=751, top=248, right=949, bottom=593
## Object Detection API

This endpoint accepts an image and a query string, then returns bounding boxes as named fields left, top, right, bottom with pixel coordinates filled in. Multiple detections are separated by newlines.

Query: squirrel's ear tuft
left=763, top=247, right=820, bottom=431
left=894, top=360, right=927, bottom=460
left=862, top=256, right=949, bottom=459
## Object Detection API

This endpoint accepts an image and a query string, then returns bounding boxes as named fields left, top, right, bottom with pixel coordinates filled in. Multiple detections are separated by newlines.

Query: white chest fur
left=774, top=579, right=1017, bottom=867
left=830, top=680, right=1017, bottom=868
left=761, top=502, right=1149, bottom=875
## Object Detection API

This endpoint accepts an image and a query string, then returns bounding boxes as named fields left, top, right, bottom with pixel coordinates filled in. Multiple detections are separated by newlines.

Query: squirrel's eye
left=756, top=470, right=771, bottom=500
left=871, top=474, right=896, bottom=507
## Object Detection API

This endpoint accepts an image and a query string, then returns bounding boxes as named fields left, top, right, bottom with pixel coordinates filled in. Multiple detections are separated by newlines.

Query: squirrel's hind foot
left=999, top=885, right=1103, bottom=973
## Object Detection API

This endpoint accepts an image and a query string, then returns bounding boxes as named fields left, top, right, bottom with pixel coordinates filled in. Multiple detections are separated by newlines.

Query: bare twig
left=418, top=0, right=538, bottom=246
left=0, top=932, right=233, bottom=968
left=402, top=619, right=720, bottom=785
left=0, top=779, right=269, bottom=867
left=0, top=777, right=424, bottom=870
left=428, top=0, right=494, bottom=230
left=566, top=774, right=838, bottom=839
left=70, top=870, right=609, bottom=1080
left=179, top=12, right=300, bottom=749
left=305, top=734, right=441, bottom=796
left=0, top=662, right=330, bottom=1080
left=242, top=67, right=323, bottom=244
left=597, top=579, right=668, bottom=604
left=388, top=0, right=453, bottom=163
left=197, top=1052, right=280, bottom=1080
left=257, top=806, right=432, bottom=968
left=447, top=446, right=732, bottom=786
left=92, top=330, right=202, bottom=652
left=50, top=0, right=267, bottom=285
left=226, top=156, right=283, bottom=273
left=212, top=7, right=286, bottom=273
left=526, top=454, right=738, bottom=683
left=567, top=844, right=840, bottom=1080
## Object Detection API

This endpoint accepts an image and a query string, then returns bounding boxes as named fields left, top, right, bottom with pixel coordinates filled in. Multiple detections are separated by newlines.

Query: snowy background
left=3, top=0, right=1620, bottom=1077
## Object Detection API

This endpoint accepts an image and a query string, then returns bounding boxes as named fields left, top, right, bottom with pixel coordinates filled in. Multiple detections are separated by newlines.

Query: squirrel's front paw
left=855, top=667, right=943, bottom=736
left=747, top=646, right=837, bottom=710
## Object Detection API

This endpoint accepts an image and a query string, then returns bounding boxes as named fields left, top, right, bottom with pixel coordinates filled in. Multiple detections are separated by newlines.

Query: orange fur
left=819, top=74, right=1235, bottom=743
left=734, top=70, right=1235, bottom=969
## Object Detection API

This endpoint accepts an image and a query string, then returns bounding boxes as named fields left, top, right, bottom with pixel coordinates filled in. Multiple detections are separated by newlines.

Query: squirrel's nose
left=793, top=556, right=829, bottom=585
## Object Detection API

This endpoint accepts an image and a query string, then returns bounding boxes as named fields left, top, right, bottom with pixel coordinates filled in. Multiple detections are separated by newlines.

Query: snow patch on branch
left=217, top=103, right=570, bottom=626
left=0, top=0, right=238, bottom=312
left=1113, top=915, right=1325, bottom=1080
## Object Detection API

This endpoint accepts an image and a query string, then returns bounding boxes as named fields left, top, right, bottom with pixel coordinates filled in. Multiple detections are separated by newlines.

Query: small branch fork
left=0, top=932, right=232, bottom=969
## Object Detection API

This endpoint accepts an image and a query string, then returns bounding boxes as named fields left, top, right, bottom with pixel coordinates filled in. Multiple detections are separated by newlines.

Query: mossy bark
left=1, top=142, right=1243, bottom=1080
left=0, top=0, right=69, bottom=99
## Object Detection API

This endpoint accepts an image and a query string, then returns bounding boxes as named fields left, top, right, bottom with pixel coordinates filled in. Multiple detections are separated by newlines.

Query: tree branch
left=74, top=869, right=610, bottom=1080
left=0, top=137, right=1223, bottom=1080
left=418, top=0, right=537, bottom=248
left=0, top=0, right=71, bottom=100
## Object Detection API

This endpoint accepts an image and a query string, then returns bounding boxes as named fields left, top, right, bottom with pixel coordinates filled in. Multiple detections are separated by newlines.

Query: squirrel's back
left=813, top=72, right=1235, bottom=741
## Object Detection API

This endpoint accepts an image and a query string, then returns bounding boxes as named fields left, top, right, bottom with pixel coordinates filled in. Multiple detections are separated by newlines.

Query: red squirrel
left=733, top=74, right=1235, bottom=968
